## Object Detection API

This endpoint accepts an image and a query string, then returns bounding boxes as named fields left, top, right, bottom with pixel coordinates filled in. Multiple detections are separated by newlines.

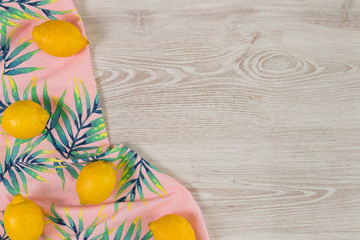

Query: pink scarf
left=0, top=0, right=209, bottom=239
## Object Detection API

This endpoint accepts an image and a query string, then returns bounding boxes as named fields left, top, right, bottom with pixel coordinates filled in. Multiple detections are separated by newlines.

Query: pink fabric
left=0, top=0, right=209, bottom=239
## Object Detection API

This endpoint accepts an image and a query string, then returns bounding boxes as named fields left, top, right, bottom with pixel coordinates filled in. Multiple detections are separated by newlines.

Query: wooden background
left=73, top=0, right=360, bottom=239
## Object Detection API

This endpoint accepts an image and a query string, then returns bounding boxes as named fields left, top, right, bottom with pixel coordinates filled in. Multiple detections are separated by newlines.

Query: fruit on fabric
left=3, top=194, right=45, bottom=240
left=76, top=161, right=117, bottom=205
left=149, top=214, right=196, bottom=240
left=1, top=100, right=49, bottom=139
left=32, top=20, right=89, bottom=57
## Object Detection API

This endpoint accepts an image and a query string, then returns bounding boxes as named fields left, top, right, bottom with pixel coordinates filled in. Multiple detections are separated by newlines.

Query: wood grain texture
left=73, top=0, right=360, bottom=239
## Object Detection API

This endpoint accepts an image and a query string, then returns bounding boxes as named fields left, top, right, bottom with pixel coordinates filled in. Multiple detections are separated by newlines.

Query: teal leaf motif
left=0, top=24, right=5, bottom=36
left=22, top=77, right=33, bottom=100
left=8, top=168, right=20, bottom=193
left=29, top=0, right=57, bottom=7
left=41, top=9, right=72, bottom=20
left=55, top=144, right=166, bottom=209
left=80, top=79, right=91, bottom=118
left=47, top=204, right=105, bottom=240
left=47, top=204, right=152, bottom=240
left=1, top=76, right=68, bottom=162
left=99, top=217, right=150, bottom=240
left=74, top=78, right=83, bottom=121
left=0, top=0, right=74, bottom=32
left=6, top=40, right=32, bottom=61
left=46, top=78, right=107, bottom=162
left=6, top=6, right=33, bottom=20
left=2, top=75, right=11, bottom=105
left=7, top=75, right=19, bottom=101
left=55, top=123, right=70, bottom=148
left=0, top=16, right=19, bottom=27
left=141, top=231, right=154, bottom=240
left=18, top=3, right=46, bottom=20
left=53, top=161, right=82, bottom=190
left=0, top=133, right=55, bottom=196
left=113, top=146, right=167, bottom=208
left=2, top=76, right=69, bottom=160
left=123, top=219, right=137, bottom=240
left=50, top=90, right=67, bottom=130
left=30, top=78, right=40, bottom=105
left=43, top=80, right=51, bottom=115
left=6, top=49, right=40, bottom=69
left=0, top=211, right=10, bottom=240
left=0, top=10, right=23, bottom=20
left=114, top=220, right=126, bottom=240
left=60, top=108, right=74, bottom=139
left=54, top=161, right=65, bottom=190
left=49, top=203, right=66, bottom=225
left=2, top=177, right=17, bottom=195
left=4, top=67, right=44, bottom=76
left=0, top=10, right=22, bottom=21
left=0, top=27, right=42, bottom=76
left=14, top=165, right=27, bottom=194
left=65, top=208, right=77, bottom=233
left=134, top=218, right=142, bottom=240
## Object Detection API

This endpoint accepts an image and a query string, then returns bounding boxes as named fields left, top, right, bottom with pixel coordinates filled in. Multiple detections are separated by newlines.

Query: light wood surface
left=73, top=0, right=360, bottom=239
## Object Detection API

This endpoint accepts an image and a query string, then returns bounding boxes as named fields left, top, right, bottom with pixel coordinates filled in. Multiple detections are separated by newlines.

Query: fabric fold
left=0, top=0, right=209, bottom=239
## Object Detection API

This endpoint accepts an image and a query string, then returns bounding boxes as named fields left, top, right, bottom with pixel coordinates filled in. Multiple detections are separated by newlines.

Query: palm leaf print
left=0, top=75, right=17, bottom=114
left=0, top=0, right=73, bottom=33
left=0, top=25, right=43, bottom=76
left=0, top=134, right=61, bottom=195
left=53, top=145, right=122, bottom=190
left=0, top=75, right=67, bottom=142
left=19, top=77, right=85, bottom=187
left=70, top=145, right=125, bottom=163
left=0, top=76, right=73, bottom=194
left=0, top=75, right=66, bottom=133
left=112, top=218, right=153, bottom=240
left=46, top=203, right=107, bottom=240
left=0, top=76, right=92, bottom=187
left=104, top=146, right=167, bottom=213
left=53, top=161, right=82, bottom=190
left=58, top=144, right=167, bottom=210
left=22, top=77, right=67, bottom=138
left=46, top=208, right=154, bottom=240
left=0, top=75, right=49, bottom=114
left=0, top=212, right=9, bottom=240
left=46, top=78, right=107, bottom=160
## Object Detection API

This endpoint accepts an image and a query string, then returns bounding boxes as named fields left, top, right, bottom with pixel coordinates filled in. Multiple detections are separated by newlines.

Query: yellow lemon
left=3, top=194, right=44, bottom=240
left=1, top=100, right=49, bottom=139
left=76, top=161, right=116, bottom=205
left=32, top=20, right=89, bottom=57
left=149, top=214, right=196, bottom=240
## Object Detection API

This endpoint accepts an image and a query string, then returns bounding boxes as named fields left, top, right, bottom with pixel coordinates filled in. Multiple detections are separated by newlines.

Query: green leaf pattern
left=0, top=26, right=43, bottom=76
left=0, top=1, right=167, bottom=239
left=45, top=78, right=108, bottom=160
left=45, top=204, right=154, bottom=240
left=0, top=212, right=9, bottom=240
left=0, top=0, right=73, bottom=32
